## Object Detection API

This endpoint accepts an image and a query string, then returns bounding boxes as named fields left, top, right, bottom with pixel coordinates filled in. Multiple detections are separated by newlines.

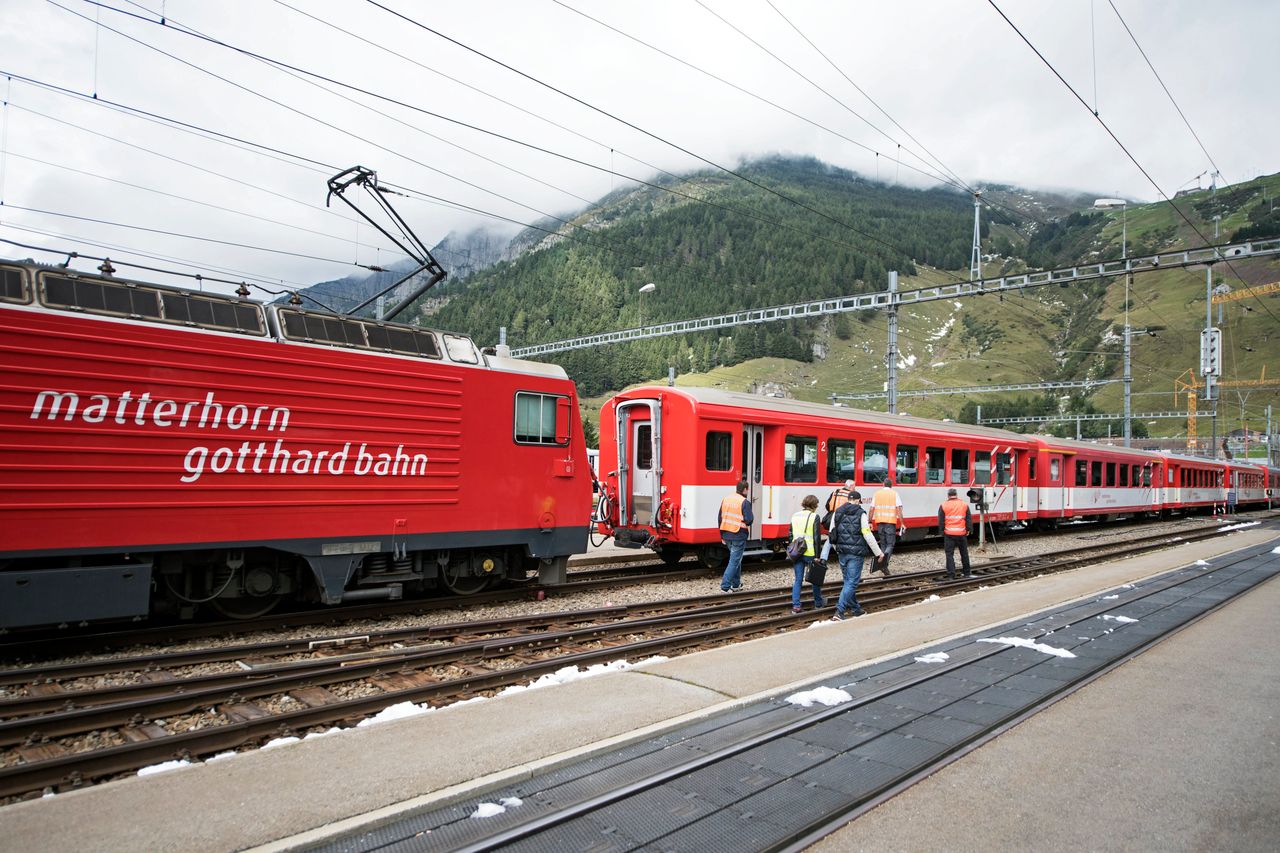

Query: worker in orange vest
left=938, top=488, right=973, bottom=579
left=870, top=478, right=905, bottom=576
left=718, top=478, right=753, bottom=592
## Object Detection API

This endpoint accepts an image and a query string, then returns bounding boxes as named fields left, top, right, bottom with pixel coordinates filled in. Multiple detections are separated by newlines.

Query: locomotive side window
left=1076, top=459, right=1088, bottom=486
left=705, top=431, right=733, bottom=471
left=950, top=449, right=970, bottom=484
left=826, top=439, right=856, bottom=483
left=1029, top=457, right=1037, bottom=480
left=974, top=451, right=991, bottom=485
left=896, top=445, right=918, bottom=484
left=43, top=275, right=161, bottom=319
left=1050, top=458, right=1060, bottom=482
left=784, top=435, right=817, bottom=483
left=924, top=447, right=945, bottom=484
left=862, top=442, right=889, bottom=484
left=513, top=391, right=570, bottom=447
left=0, top=267, right=30, bottom=303
left=995, top=452, right=1011, bottom=484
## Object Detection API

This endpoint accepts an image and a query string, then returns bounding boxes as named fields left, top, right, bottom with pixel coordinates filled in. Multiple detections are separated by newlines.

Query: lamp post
left=638, top=282, right=655, bottom=329
left=1094, top=198, right=1132, bottom=445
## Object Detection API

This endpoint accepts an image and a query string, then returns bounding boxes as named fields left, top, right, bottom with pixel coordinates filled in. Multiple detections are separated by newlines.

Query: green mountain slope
left=393, top=158, right=1280, bottom=443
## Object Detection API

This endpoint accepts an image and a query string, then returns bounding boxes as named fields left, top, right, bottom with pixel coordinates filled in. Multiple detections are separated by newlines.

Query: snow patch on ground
left=787, top=686, right=854, bottom=707
left=977, top=637, right=1076, bottom=658
left=1218, top=521, right=1261, bottom=532
left=1101, top=594, right=1119, bottom=600
left=137, top=759, right=193, bottom=776
left=1100, top=614, right=1138, bottom=624
left=915, top=652, right=950, bottom=664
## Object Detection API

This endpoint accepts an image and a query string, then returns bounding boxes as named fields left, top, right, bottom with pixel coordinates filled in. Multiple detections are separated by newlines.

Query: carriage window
left=896, top=445, right=919, bottom=485
left=995, top=453, right=1011, bottom=485
left=951, top=449, right=970, bottom=484
left=1105, top=462, right=1116, bottom=487
left=924, top=447, right=945, bottom=484
left=1076, top=459, right=1088, bottom=486
left=1132, top=465, right=1141, bottom=486
left=1028, top=457, right=1036, bottom=480
left=705, top=431, right=732, bottom=471
left=863, top=442, right=889, bottom=484
left=1050, top=458, right=1060, bottom=482
left=827, top=439, right=856, bottom=483
left=1119, top=465, right=1129, bottom=487
left=513, top=391, right=569, bottom=447
left=974, top=451, right=992, bottom=485
left=1091, top=460, right=1103, bottom=485
left=635, top=424, right=652, bottom=469
left=784, top=436, right=817, bottom=483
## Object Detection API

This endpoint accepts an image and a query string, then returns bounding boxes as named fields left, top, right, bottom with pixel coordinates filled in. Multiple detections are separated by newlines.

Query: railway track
left=1, top=511, right=1265, bottom=663
left=0, top=520, right=1250, bottom=801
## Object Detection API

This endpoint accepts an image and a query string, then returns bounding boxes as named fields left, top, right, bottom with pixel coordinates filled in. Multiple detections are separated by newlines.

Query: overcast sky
left=0, top=0, right=1275, bottom=296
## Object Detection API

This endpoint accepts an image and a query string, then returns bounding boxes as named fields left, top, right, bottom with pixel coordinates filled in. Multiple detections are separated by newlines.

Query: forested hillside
left=424, top=157, right=1023, bottom=395
left=303, top=156, right=1278, bottom=442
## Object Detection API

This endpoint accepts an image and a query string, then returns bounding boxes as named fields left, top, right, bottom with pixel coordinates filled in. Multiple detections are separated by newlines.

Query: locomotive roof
left=629, top=386, right=1031, bottom=444
left=1, top=258, right=566, bottom=379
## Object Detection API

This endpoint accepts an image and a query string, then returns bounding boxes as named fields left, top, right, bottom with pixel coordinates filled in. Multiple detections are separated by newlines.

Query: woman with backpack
left=787, top=494, right=826, bottom=613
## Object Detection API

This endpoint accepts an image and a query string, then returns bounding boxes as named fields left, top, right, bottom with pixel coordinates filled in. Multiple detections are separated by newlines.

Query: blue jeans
left=836, top=550, right=867, bottom=615
left=720, top=538, right=746, bottom=590
left=791, top=556, right=826, bottom=609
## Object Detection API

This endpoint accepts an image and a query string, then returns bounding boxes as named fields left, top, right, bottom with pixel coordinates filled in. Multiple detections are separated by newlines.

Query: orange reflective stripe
left=872, top=488, right=898, bottom=524
left=942, top=499, right=968, bottom=535
left=720, top=493, right=745, bottom=532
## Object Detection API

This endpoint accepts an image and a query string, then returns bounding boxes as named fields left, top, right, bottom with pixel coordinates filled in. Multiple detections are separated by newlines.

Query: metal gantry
left=978, top=410, right=1216, bottom=425
left=831, top=378, right=1122, bottom=403
left=508, top=237, right=1280, bottom=357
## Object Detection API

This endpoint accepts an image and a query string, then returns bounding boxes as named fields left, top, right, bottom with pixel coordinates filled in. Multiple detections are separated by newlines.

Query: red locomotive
left=595, top=386, right=1276, bottom=565
left=0, top=259, right=591, bottom=628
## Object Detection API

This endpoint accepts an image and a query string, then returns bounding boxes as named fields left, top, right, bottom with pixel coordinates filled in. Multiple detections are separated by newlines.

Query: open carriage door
left=615, top=398, right=661, bottom=527
left=741, top=424, right=764, bottom=540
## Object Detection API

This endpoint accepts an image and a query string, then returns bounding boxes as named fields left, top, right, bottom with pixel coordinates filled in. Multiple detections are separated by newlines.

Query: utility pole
left=1204, top=266, right=1218, bottom=458
left=970, top=192, right=983, bottom=282
left=886, top=271, right=899, bottom=414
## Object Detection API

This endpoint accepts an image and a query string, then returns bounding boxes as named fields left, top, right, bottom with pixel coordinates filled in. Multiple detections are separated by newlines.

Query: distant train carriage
left=595, top=386, right=1039, bottom=566
left=1028, top=436, right=1166, bottom=525
left=0, top=259, right=591, bottom=629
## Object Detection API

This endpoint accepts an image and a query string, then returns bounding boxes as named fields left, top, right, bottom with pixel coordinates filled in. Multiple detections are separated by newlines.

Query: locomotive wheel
left=658, top=546, right=685, bottom=566
left=210, top=594, right=284, bottom=620
left=697, top=544, right=727, bottom=570
left=441, top=563, right=493, bottom=596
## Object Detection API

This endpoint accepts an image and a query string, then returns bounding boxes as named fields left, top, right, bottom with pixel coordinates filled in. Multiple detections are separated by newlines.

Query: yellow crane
left=1175, top=367, right=1279, bottom=454
left=1209, top=281, right=1280, bottom=304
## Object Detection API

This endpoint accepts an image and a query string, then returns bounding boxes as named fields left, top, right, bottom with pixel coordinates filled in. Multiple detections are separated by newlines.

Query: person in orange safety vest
left=937, top=488, right=972, bottom=579
left=870, top=479, right=905, bottom=576
left=718, top=478, right=753, bottom=592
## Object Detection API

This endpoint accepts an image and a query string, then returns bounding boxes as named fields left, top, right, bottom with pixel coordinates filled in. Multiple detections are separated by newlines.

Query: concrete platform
left=1, top=526, right=1276, bottom=852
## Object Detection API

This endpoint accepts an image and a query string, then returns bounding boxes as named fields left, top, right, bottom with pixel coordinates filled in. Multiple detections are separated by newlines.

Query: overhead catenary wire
left=53, top=2, right=632, bottom=265
left=361, top=0, right=968, bottom=283
left=985, top=0, right=1280, bottom=327
left=48, top=7, right=905, bottom=267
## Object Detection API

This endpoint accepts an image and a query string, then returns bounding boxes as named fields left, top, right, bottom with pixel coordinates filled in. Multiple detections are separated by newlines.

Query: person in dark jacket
left=718, top=478, right=753, bottom=591
left=829, top=491, right=884, bottom=619
left=938, top=488, right=973, bottom=578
